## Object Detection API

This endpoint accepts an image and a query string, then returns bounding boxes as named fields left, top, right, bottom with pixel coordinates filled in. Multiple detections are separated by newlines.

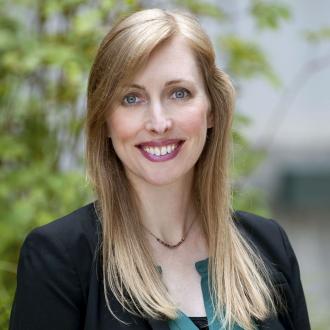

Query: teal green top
left=158, top=258, right=244, bottom=330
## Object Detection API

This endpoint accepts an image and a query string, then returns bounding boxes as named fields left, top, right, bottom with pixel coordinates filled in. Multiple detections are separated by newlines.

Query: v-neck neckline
left=154, top=257, right=244, bottom=330
left=163, top=257, right=223, bottom=330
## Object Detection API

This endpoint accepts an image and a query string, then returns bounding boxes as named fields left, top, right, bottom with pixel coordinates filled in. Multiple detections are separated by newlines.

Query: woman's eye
left=122, top=94, right=142, bottom=105
left=171, top=88, right=190, bottom=100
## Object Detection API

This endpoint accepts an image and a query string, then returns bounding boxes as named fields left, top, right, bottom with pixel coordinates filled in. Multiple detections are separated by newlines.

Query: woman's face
left=106, top=36, right=212, bottom=187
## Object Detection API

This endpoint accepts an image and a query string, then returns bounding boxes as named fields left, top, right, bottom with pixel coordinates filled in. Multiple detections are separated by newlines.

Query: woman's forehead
left=124, top=37, right=204, bottom=88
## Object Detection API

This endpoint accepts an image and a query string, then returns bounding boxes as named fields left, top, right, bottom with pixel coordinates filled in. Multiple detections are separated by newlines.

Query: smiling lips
left=136, top=139, right=184, bottom=162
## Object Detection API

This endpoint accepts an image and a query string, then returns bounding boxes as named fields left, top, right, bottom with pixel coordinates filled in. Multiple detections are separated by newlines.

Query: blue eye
left=172, top=88, right=190, bottom=99
left=123, top=94, right=138, bottom=105
left=122, top=93, right=145, bottom=106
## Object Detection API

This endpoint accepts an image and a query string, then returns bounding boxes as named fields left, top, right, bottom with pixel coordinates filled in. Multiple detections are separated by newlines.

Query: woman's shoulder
left=19, top=202, right=100, bottom=285
left=11, top=202, right=101, bottom=328
left=16, top=202, right=100, bottom=303
left=232, top=210, right=295, bottom=278
left=233, top=209, right=285, bottom=238
left=233, top=210, right=311, bottom=329
left=26, top=201, right=100, bottom=252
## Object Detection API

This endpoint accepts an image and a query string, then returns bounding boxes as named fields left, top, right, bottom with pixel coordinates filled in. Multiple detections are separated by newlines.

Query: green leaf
left=73, top=9, right=102, bottom=35
left=175, top=0, right=227, bottom=20
left=250, top=0, right=291, bottom=30
left=219, top=35, right=281, bottom=86
left=0, top=136, right=28, bottom=161
left=304, top=27, right=330, bottom=43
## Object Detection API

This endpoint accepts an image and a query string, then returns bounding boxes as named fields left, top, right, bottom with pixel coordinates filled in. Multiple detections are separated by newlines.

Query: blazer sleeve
left=10, top=227, right=84, bottom=330
left=274, top=220, right=311, bottom=330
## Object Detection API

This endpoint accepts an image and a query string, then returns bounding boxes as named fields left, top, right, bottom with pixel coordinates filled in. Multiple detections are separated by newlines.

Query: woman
left=10, top=8, right=310, bottom=330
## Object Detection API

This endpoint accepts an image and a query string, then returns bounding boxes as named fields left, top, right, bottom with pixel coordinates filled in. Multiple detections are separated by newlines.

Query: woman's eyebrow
left=164, top=79, right=193, bottom=86
left=126, top=84, right=146, bottom=91
left=127, top=79, right=194, bottom=90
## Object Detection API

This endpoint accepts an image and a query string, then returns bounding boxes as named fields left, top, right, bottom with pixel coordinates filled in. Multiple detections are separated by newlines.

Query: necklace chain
left=94, top=201, right=196, bottom=249
left=143, top=217, right=196, bottom=248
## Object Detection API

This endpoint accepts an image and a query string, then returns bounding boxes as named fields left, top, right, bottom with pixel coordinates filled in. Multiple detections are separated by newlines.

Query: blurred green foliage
left=304, top=26, right=330, bottom=43
left=0, top=0, right=293, bottom=327
left=220, top=35, right=280, bottom=86
left=250, top=0, right=291, bottom=30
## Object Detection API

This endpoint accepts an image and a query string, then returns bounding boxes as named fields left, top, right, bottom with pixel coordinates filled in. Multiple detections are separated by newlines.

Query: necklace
left=143, top=217, right=196, bottom=248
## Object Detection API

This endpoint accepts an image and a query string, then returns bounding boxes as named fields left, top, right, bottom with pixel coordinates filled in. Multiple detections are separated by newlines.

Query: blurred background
left=0, top=0, right=329, bottom=328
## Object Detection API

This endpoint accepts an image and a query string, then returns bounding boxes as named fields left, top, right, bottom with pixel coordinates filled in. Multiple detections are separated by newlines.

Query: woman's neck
left=128, top=171, right=196, bottom=244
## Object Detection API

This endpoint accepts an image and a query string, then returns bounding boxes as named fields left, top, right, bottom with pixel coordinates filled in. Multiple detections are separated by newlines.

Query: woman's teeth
left=143, top=144, right=177, bottom=156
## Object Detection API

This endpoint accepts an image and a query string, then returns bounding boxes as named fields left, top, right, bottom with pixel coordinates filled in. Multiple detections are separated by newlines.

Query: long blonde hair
left=85, top=8, right=278, bottom=330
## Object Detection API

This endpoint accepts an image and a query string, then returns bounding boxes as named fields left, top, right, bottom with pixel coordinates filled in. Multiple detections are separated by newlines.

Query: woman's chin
left=142, top=174, right=182, bottom=187
left=125, top=165, right=193, bottom=188
left=133, top=169, right=189, bottom=187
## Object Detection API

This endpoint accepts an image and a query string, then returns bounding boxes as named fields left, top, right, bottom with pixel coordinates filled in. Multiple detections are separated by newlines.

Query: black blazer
left=10, top=202, right=310, bottom=330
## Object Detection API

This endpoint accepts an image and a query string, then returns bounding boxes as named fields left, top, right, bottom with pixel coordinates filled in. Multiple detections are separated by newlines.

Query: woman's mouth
left=136, top=140, right=184, bottom=162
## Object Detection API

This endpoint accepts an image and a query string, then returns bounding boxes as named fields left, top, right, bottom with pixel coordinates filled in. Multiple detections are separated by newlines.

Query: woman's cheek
left=178, top=105, right=209, bottom=136
left=109, top=112, right=141, bottom=142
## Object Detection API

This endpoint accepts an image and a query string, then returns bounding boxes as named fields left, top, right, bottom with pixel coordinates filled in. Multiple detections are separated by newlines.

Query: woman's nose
left=144, top=103, right=173, bottom=134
